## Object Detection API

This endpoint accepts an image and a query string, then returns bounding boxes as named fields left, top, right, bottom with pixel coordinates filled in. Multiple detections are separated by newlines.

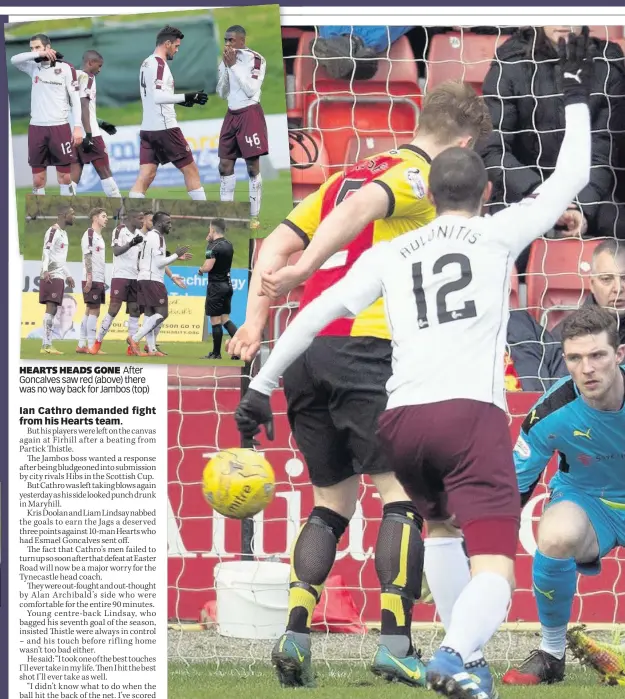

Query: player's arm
left=63, top=65, right=83, bottom=145
left=41, top=228, right=56, bottom=280
left=514, top=412, right=555, bottom=506
left=113, top=235, right=143, bottom=257
left=235, top=247, right=386, bottom=439
left=216, top=61, right=230, bottom=100
left=489, top=32, right=592, bottom=258
left=199, top=257, right=216, bottom=274
left=229, top=53, right=265, bottom=98
left=10, top=51, right=44, bottom=74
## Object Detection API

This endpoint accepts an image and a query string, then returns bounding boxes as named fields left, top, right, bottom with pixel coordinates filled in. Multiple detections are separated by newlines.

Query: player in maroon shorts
left=10, top=33, right=83, bottom=195
left=38, top=205, right=76, bottom=355
left=129, top=26, right=208, bottom=201
left=217, top=26, right=268, bottom=229
left=71, top=50, right=121, bottom=198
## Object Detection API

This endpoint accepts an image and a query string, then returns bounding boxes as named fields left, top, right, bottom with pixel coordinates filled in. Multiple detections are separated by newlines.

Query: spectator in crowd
left=311, top=26, right=413, bottom=80
left=506, top=309, right=568, bottom=391
left=480, top=26, right=625, bottom=270
left=552, top=238, right=625, bottom=342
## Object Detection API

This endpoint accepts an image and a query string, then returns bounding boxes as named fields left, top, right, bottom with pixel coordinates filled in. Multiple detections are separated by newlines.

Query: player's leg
left=71, top=162, right=83, bottom=192
left=49, top=125, right=78, bottom=196
left=203, top=286, right=226, bottom=359
left=92, top=297, right=123, bottom=353
left=271, top=349, right=357, bottom=687
left=179, top=160, right=205, bottom=200
left=93, top=155, right=121, bottom=199
left=208, top=316, right=224, bottom=359
left=86, top=305, right=101, bottom=351
left=244, top=156, right=262, bottom=226
left=503, top=490, right=616, bottom=686
left=55, top=166, right=74, bottom=196
left=129, top=287, right=168, bottom=355
left=221, top=313, right=240, bottom=360
left=218, top=158, right=237, bottom=202
left=127, top=302, right=142, bottom=344
left=129, top=164, right=157, bottom=198
left=28, top=126, right=49, bottom=194
left=41, top=300, right=62, bottom=354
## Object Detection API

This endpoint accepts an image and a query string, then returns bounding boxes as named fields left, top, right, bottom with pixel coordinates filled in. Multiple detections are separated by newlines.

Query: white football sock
left=220, top=174, right=236, bottom=201
left=33, top=187, right=46, bottom=196
left=146, top=330, right=156, bottom=352
left=78, top=314, right=89, bottom=348
left=133, top=314, right=163, bottom=343
left=424, top=537, right=484, bottom=664
left=441, top=572, right=511, bottom=664
left=127, top=315, right=140, bottom=338
left=539, top=625, right=568, bottom=660
left=87, top=315, right=98, bottom=348
left=249, top=173, right=262, bottom=217
left=42, top=313, right=54, bottom=346
left=59, top=184, right=72, bottom=196
left=101, top=177, right=121, bottom=198
left=71, top=181, right=80, bottom=193
left=128, top=191, right=145, bottom=199
left=97, top=313, right=115, bottom=342
left=188, top=187, right=206, bottom=201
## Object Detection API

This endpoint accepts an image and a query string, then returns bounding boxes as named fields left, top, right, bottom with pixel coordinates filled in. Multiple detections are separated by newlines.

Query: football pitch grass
left=168, top=662, right=600, bottom=699
left=20, top=339, right=242, bottom=367
left=16, top=171, right=293, bottom=241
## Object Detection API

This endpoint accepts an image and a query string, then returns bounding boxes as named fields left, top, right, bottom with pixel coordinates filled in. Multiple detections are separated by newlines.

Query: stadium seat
left=343, top=134, right=404, bottom=166
left=426, top=32, right=509, bottom=93
left=588, top=25, right=625, bottom=41
left=289, top=130, right=331, bottom=202
left=525, top=238, right=602, bottom=330
left=509, top=266, right=520, bottom=309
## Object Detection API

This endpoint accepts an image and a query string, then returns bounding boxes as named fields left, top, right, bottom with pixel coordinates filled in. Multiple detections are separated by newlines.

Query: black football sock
left=223, top=319, right=238, bottom=337
left=211, top=324, right=223, bottom=355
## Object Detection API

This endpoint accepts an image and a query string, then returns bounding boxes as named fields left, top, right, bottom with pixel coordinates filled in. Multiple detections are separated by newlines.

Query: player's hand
left=171, top=275, right=187, bottom=289
left=184, top=90, right=208, bottom=106
left=66, top=276, right=75, bottom=289
left=175, top=245, right=191, bottom=258
left=72, top=126, right=83, bottom=147
left=99, top=121, right=117, bottom=136
left=223, top=46, right=237, bottom=68
left=555, top=205, right=587, bottom=238
left=41, top=271, right=51, bottom=284
left=35, top=48, right=59, bottom=63
left=130, top=234, right=144, bottom=247
left=235, top=388, right=275, bottom=443
left=259, top=267, right=305, bottom=300
left=226, top=323, right=263, bottom=363
left=558, top=26, right=594, bottom=105
left=82, top=133, right=94, bottom=153
left=178, top=252, right=192, bottom=261
left=84, top=277, right=92, bottom=294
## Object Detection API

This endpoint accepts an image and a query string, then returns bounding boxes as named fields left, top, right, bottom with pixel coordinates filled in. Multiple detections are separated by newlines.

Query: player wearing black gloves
left=181, top=90, right=209, bottom=107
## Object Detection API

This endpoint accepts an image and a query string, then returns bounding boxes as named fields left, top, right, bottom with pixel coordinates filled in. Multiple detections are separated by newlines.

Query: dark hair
left=225, top=25, right=246, bottom=37
left=30, top=33, right=51, bottom=47
left=89, top=207, right=107, bottom=221
left=152, top=211, right=171, bottom=228
left=428, top=147, right=488, bottom=214
left=57, top=205, right=73, bottom=217
left=419, top=80, right=492, bottom=145
left=156, top=25, right=184, bottom=46
left=82, top=49, right=103, bottom=63
left=125, top=209, right=144, bottom=223
left=211, top=218, right=226, bottom=235
left=561, top=306, right=620, bottom=351
left=592, top=238, right=625, bottom=261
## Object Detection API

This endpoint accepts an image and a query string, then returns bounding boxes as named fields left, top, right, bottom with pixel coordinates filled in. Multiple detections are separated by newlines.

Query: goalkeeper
left=504, top=305, right=625, bottom=686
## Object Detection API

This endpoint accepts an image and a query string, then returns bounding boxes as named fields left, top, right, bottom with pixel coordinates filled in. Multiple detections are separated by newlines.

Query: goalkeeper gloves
left=98, top=120, right=117, bottom=135
left=82, top=133, right=94, bottom=152
left=558, top=26, right=594, bottom=106
left=235, top=388, right=275, bottom=443
left=181, top=91, right=209, bottom=107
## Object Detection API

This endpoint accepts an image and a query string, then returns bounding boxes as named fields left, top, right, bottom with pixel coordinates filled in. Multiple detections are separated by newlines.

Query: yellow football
left=202, top=448, right=276, bottom=519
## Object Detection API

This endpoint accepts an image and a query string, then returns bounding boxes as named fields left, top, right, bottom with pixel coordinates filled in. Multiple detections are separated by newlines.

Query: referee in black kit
left=198, top=219, right=239, bottom=360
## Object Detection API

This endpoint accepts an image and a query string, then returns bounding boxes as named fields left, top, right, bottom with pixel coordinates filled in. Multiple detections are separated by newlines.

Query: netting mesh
left=168, top=25, right=625, bottom=671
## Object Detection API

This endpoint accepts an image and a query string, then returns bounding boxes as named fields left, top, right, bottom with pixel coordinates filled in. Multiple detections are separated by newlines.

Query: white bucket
left=214, top=560, right=290, bottom=640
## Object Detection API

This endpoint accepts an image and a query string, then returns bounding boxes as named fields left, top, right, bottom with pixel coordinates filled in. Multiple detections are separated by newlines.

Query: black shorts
left=283, top=336, right=392, bottom=487
left=205, top=282, right=233, bottom=316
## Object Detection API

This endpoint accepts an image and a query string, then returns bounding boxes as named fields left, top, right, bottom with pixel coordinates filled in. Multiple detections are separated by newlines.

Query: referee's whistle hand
left=259, top=267, right=304, bottom=299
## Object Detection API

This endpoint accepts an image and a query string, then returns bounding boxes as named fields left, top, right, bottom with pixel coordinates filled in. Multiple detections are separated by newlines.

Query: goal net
left=168, top=25, right=625, bottom=672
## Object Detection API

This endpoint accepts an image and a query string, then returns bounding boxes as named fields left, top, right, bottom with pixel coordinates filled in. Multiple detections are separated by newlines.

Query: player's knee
left=127, top=303, right=140, bottom=317
left=95, top=162, right=112, bottom=179
left=108, top=304, right=121, bottom=318
left=218, top=160, right=234, bottom=177
left=537, top=522, right=585, bottom=559
left=313, top=476, right=359, bottom=520
left=56, top=167, right=71, bottom=184
left=246, top=161, right=259, bottom=178
left=32, top=170, right=46, bottom=188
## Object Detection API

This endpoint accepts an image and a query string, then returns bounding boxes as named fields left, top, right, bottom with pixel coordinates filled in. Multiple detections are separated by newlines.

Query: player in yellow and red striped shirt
left=230, top=81, right=492, bottom=689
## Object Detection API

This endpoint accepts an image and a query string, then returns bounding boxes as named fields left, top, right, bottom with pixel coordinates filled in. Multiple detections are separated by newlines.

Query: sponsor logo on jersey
left=405, top=167, right=426, bottom=199
left=514, top=434, right=531, bottom=459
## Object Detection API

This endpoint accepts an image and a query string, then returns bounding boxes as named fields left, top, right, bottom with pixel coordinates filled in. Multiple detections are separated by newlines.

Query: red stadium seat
left=588, top=25, right=624, bottom=41
left=343, top=134, right=405, bottom=166
left=426, top=32, right=508, bottom=93
left=509, top=266, right=520, bottom=309
left=289, top=130, right=331, bottom=202
left=525, top=238, right=602, bottom=330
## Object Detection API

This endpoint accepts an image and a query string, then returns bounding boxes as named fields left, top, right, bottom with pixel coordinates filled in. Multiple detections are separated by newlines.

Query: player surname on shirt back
left=216, top=46, right=266, bottom=109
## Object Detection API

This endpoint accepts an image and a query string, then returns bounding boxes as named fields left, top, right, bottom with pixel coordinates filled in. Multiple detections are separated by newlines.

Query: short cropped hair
left=30, top=34, right=51, bottom=47
left=592, top=238, right=625, bottom=261
left=560, top=305, right=620, bottom=351
left=83, top=49, right=103, bottom=63
left=156, top=25, right=184, bottom=46
left=211, top=218, right=226, bottom=235
left=89, top=207, right=107, bottom=221
left=428, top=147, right=488, bottom=214
left=57, top=205, right=73, bottom=217
left=152, top=211, right=171, bottom=229
left=226, top=25, right=246, bottom=37
left=419, top=81, right=492, bottom=145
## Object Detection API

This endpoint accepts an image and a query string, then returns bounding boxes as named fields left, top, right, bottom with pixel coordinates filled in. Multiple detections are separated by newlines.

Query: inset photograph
left=20, top=194, right=251, bottom=364
left=6, top=7, right=292, bottom=234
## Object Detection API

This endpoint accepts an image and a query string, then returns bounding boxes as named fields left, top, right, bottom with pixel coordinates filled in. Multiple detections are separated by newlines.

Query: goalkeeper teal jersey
left=514, top=366, right=625, bottom=505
